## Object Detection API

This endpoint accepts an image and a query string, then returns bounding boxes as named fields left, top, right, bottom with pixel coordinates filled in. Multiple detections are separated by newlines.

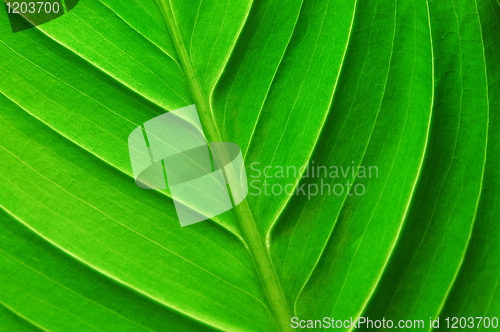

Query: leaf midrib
left=155, top=0, right=293, bottom=330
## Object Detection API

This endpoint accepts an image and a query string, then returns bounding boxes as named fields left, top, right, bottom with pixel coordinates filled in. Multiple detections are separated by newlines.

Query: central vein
left=155, top=0, right=293, bottom=330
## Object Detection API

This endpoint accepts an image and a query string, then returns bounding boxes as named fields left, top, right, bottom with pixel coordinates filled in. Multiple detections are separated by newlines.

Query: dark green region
left=2, top=0, right=79, bottom=33
left=64, top=0, right=78, bottom=11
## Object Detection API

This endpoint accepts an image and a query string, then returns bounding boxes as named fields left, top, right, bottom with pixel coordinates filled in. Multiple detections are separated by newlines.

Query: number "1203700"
left=6, top=2, right=60, bottom=14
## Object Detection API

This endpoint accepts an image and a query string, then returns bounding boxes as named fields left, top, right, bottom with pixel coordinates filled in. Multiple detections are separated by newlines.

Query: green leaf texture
left=0, top=0, right=498, bottom=331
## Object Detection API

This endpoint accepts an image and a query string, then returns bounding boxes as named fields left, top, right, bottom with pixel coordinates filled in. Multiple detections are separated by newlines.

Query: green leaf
left=0, top=0, right=498, bottom=331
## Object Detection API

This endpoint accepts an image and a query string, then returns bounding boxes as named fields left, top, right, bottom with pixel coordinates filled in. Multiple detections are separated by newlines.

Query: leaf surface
left=0, top=0, right=499, bottom=331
